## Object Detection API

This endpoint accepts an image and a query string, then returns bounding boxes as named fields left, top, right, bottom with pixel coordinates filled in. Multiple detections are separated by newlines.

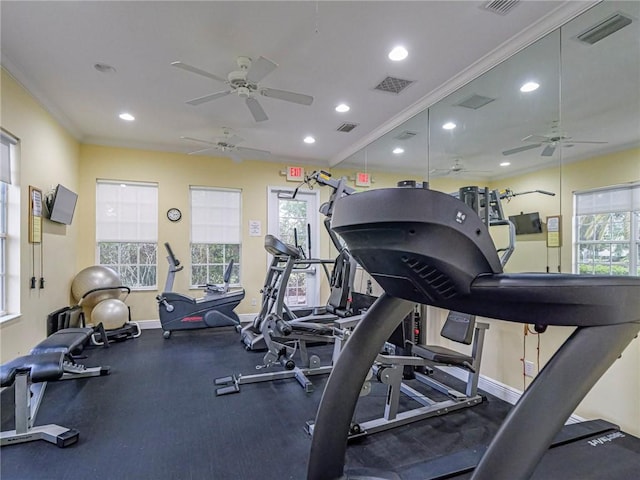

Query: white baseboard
left=437, top=365, right=584, bottom=424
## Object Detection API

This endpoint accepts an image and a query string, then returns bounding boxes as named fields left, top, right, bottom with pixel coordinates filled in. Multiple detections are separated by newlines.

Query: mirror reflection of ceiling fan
left=429, top=159, right=490, bottom=177
left=181, top=127, right=270, bottom=162
left=502, top=134, right=608, bottom=157
left=171, top=55, right=314, bottom=122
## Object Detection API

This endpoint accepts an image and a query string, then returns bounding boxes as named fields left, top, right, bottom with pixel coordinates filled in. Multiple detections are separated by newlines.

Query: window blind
left=575, top=183, right=640, bottom=215
left=190, top=187, right=241, bottom=244
left=96, top=180, right=158, bottom=242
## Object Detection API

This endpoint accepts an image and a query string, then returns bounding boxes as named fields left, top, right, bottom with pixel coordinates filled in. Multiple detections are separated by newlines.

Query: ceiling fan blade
left=171, top=61, right=227, bottom=83
left=246, top=56, right=278, bottom=84
left=521, top=134, right=549, bottom=143
left=186, top=90, right=232, bottom=106
left=180, top=136, right=216, bottom=145
left=261, top=88, right=314, bottom=106
left=541, top=144, right=556, bottom=157
left=187, top=146, right=216, bottom=155
left=566, top=140, right=608, bottom=144
left=236, top=146, right=271, bottom=157
left=246, top=97, right=268, bottom=122
left=502, top=143, right=542, bottom=156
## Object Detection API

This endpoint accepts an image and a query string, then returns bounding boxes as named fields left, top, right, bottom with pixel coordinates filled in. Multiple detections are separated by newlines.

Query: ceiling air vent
left=481, top=0, right=520, bottom=16
left=577, top=13, right=632, bottom=45
left=394, top=130, right=418, bottom=140
left=336, top=122, right=359, bottom=133
left=455, top=94, right=496, bottom=110
left=374, top=76, right=414, bottom=94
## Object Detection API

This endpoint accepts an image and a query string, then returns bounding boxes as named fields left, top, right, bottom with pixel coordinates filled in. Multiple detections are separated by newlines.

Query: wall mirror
left=336, top=0, right=639, bottom=275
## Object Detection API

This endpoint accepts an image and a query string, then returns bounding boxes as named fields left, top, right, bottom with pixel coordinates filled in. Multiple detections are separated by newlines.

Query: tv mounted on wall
left=508, top=212, right=543, bottom=235
left=47, top=184, right=78, bottom=225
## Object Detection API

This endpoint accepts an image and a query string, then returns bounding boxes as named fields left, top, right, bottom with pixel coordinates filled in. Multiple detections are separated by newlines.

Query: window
left=190, top=186, right=241, bottom=287
left=96, top=180, right=158, bottom=288
left=574, top=183, right=640, bottom=276
left=0, top=167, right=8, bottom=316
left=0, top=130, right=19, bottom=320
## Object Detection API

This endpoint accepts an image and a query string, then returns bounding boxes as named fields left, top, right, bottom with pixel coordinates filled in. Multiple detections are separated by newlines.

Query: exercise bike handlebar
left=164, top=242, right=182, bottom=269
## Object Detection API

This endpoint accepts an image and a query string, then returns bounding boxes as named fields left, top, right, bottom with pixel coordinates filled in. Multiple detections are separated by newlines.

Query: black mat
left=2, top=327, right=635, bottom=479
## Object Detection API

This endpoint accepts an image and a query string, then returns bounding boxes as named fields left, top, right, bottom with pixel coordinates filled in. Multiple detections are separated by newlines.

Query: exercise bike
left=156, top=243, right=245, bottom=338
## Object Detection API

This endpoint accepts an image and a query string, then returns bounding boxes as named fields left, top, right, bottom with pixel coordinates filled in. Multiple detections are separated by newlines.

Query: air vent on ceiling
left=374, top=76, right=414, bottom=94
left=455, top=94, right=496, bottom=110
left=336, top=122, right=359, bottom=133
left=576, top=13, right=632, bottom=45
left=481, top=0, right=520, bottom=16
left=394, top=130, right=418, bottom=140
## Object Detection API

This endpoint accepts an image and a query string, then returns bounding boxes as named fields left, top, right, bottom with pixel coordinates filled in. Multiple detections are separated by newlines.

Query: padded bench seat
left=30, top=328, right=94, bottom=355
left=1, top=352, right=64, bottom=387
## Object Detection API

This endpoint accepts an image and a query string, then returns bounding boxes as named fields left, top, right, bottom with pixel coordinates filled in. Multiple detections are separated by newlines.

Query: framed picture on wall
left=29, top=185, right=43, bottom=243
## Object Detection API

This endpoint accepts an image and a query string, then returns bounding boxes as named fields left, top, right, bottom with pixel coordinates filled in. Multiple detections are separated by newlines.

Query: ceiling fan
left=171, top=56, right=314, bottom=122
left=429, top=159, right=490, bottom=177
left=181, top=128, right=270, bottom=162
left=502, top=134, right=608, bottom=157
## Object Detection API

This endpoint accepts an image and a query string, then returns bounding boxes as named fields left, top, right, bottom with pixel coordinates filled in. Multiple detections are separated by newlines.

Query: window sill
left=0, top=313, right=22, bottom=326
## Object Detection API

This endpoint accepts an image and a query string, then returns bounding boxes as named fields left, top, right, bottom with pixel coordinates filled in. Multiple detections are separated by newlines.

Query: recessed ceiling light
left=335, top=103, right=350, bottom=113
left=520, top=81, right=540, bottom=93
left=392, top=147, right=404, bottom=154
left=500, top=162, right=511, bottom=167
left=119, top=113, right=135, bottom=121
left=304, top=136, right=316, bottom=144
left=388, top=46, right=408, bottom=61
left=442, top=122, right=456, bottom=130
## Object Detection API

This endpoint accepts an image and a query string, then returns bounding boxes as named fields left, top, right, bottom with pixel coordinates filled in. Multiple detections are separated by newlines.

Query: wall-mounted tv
left=508, top=212, right=543, bottom=235
left=47, top=184, right=78, bottom=225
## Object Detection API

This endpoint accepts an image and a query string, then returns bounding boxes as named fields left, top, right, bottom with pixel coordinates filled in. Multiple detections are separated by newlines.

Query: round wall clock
left=167, top=208, right=182, bottom=222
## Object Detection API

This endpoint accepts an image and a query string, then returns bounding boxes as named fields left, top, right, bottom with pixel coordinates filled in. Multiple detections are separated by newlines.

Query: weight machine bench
left=1, top=327, right=110, bottom=448
left=307, top=187, right=640, bottom=480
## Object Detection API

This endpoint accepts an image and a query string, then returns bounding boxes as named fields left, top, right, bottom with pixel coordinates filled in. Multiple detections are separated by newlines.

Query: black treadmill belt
left=393, top=419, right=640, bottom=480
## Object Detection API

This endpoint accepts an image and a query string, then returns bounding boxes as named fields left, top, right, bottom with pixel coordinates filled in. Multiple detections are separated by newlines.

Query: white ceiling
left=339, top=0, right=640, bottom=179
left=1, top=1, right=615, bottom=173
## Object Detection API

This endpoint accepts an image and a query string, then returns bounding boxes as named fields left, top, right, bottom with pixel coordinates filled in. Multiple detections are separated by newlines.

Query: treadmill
left=307, top=186, right=640, bottom=480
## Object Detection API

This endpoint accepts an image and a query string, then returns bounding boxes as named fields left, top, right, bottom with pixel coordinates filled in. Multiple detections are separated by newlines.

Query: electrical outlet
left=251, top=298, right=257, bottom=306
left=524, top=360, right=536, bottom=378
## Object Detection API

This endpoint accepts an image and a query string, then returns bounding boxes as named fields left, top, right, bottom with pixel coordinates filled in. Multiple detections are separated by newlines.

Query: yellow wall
left=0, top=68, right=80, bottom=361
left=2, top=63, right=639, bottom=436
left=445, top=148, right=640, bottom=436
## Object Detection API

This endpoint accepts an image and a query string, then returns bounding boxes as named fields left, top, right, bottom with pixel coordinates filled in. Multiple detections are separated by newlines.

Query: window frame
left=573, top=183, right=639, bottom=276
left=0, top=130, right=20, bottom=323
left=95, top=179, right=158, bottom=290
left=189, top=186, right=242, bottom=288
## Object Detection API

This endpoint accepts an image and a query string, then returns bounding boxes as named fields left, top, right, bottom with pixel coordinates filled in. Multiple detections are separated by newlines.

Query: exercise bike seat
left=264, top=234, right=300, bottom=259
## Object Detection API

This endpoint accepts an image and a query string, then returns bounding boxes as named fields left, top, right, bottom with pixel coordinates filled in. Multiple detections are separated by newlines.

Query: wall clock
left=167, top=208, right=182, bottom=222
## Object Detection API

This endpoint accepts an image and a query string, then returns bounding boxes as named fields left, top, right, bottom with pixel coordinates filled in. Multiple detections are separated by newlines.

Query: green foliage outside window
left=575, top=212, right=634, bottom=276
left=191, top=243, right=240, bottom=286
left=98, top=242, right=157, bottom=287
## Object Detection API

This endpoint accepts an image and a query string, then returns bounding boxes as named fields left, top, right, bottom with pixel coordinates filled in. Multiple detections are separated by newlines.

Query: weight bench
left=307, top=187, right=640, bottom=480
left=1, top=327, right=110, bottom=448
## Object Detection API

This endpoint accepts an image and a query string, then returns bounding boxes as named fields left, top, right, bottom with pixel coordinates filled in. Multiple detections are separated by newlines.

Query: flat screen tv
left=508, top=212, right=543, bottom=235
left=48, top=184, right=78, bottom=225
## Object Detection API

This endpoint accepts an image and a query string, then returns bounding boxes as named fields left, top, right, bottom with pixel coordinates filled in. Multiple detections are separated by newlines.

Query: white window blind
left=0, top=133, right=16, bottom=185
left=575, top=183, right=640, bottom=215
left=190, top=187, right=241, bottom=243
left=96, top=181, right=158, bottom=242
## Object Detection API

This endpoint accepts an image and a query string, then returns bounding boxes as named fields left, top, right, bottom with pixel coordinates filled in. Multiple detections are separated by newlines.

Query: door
left=268, top=186, right=321, bottom=308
